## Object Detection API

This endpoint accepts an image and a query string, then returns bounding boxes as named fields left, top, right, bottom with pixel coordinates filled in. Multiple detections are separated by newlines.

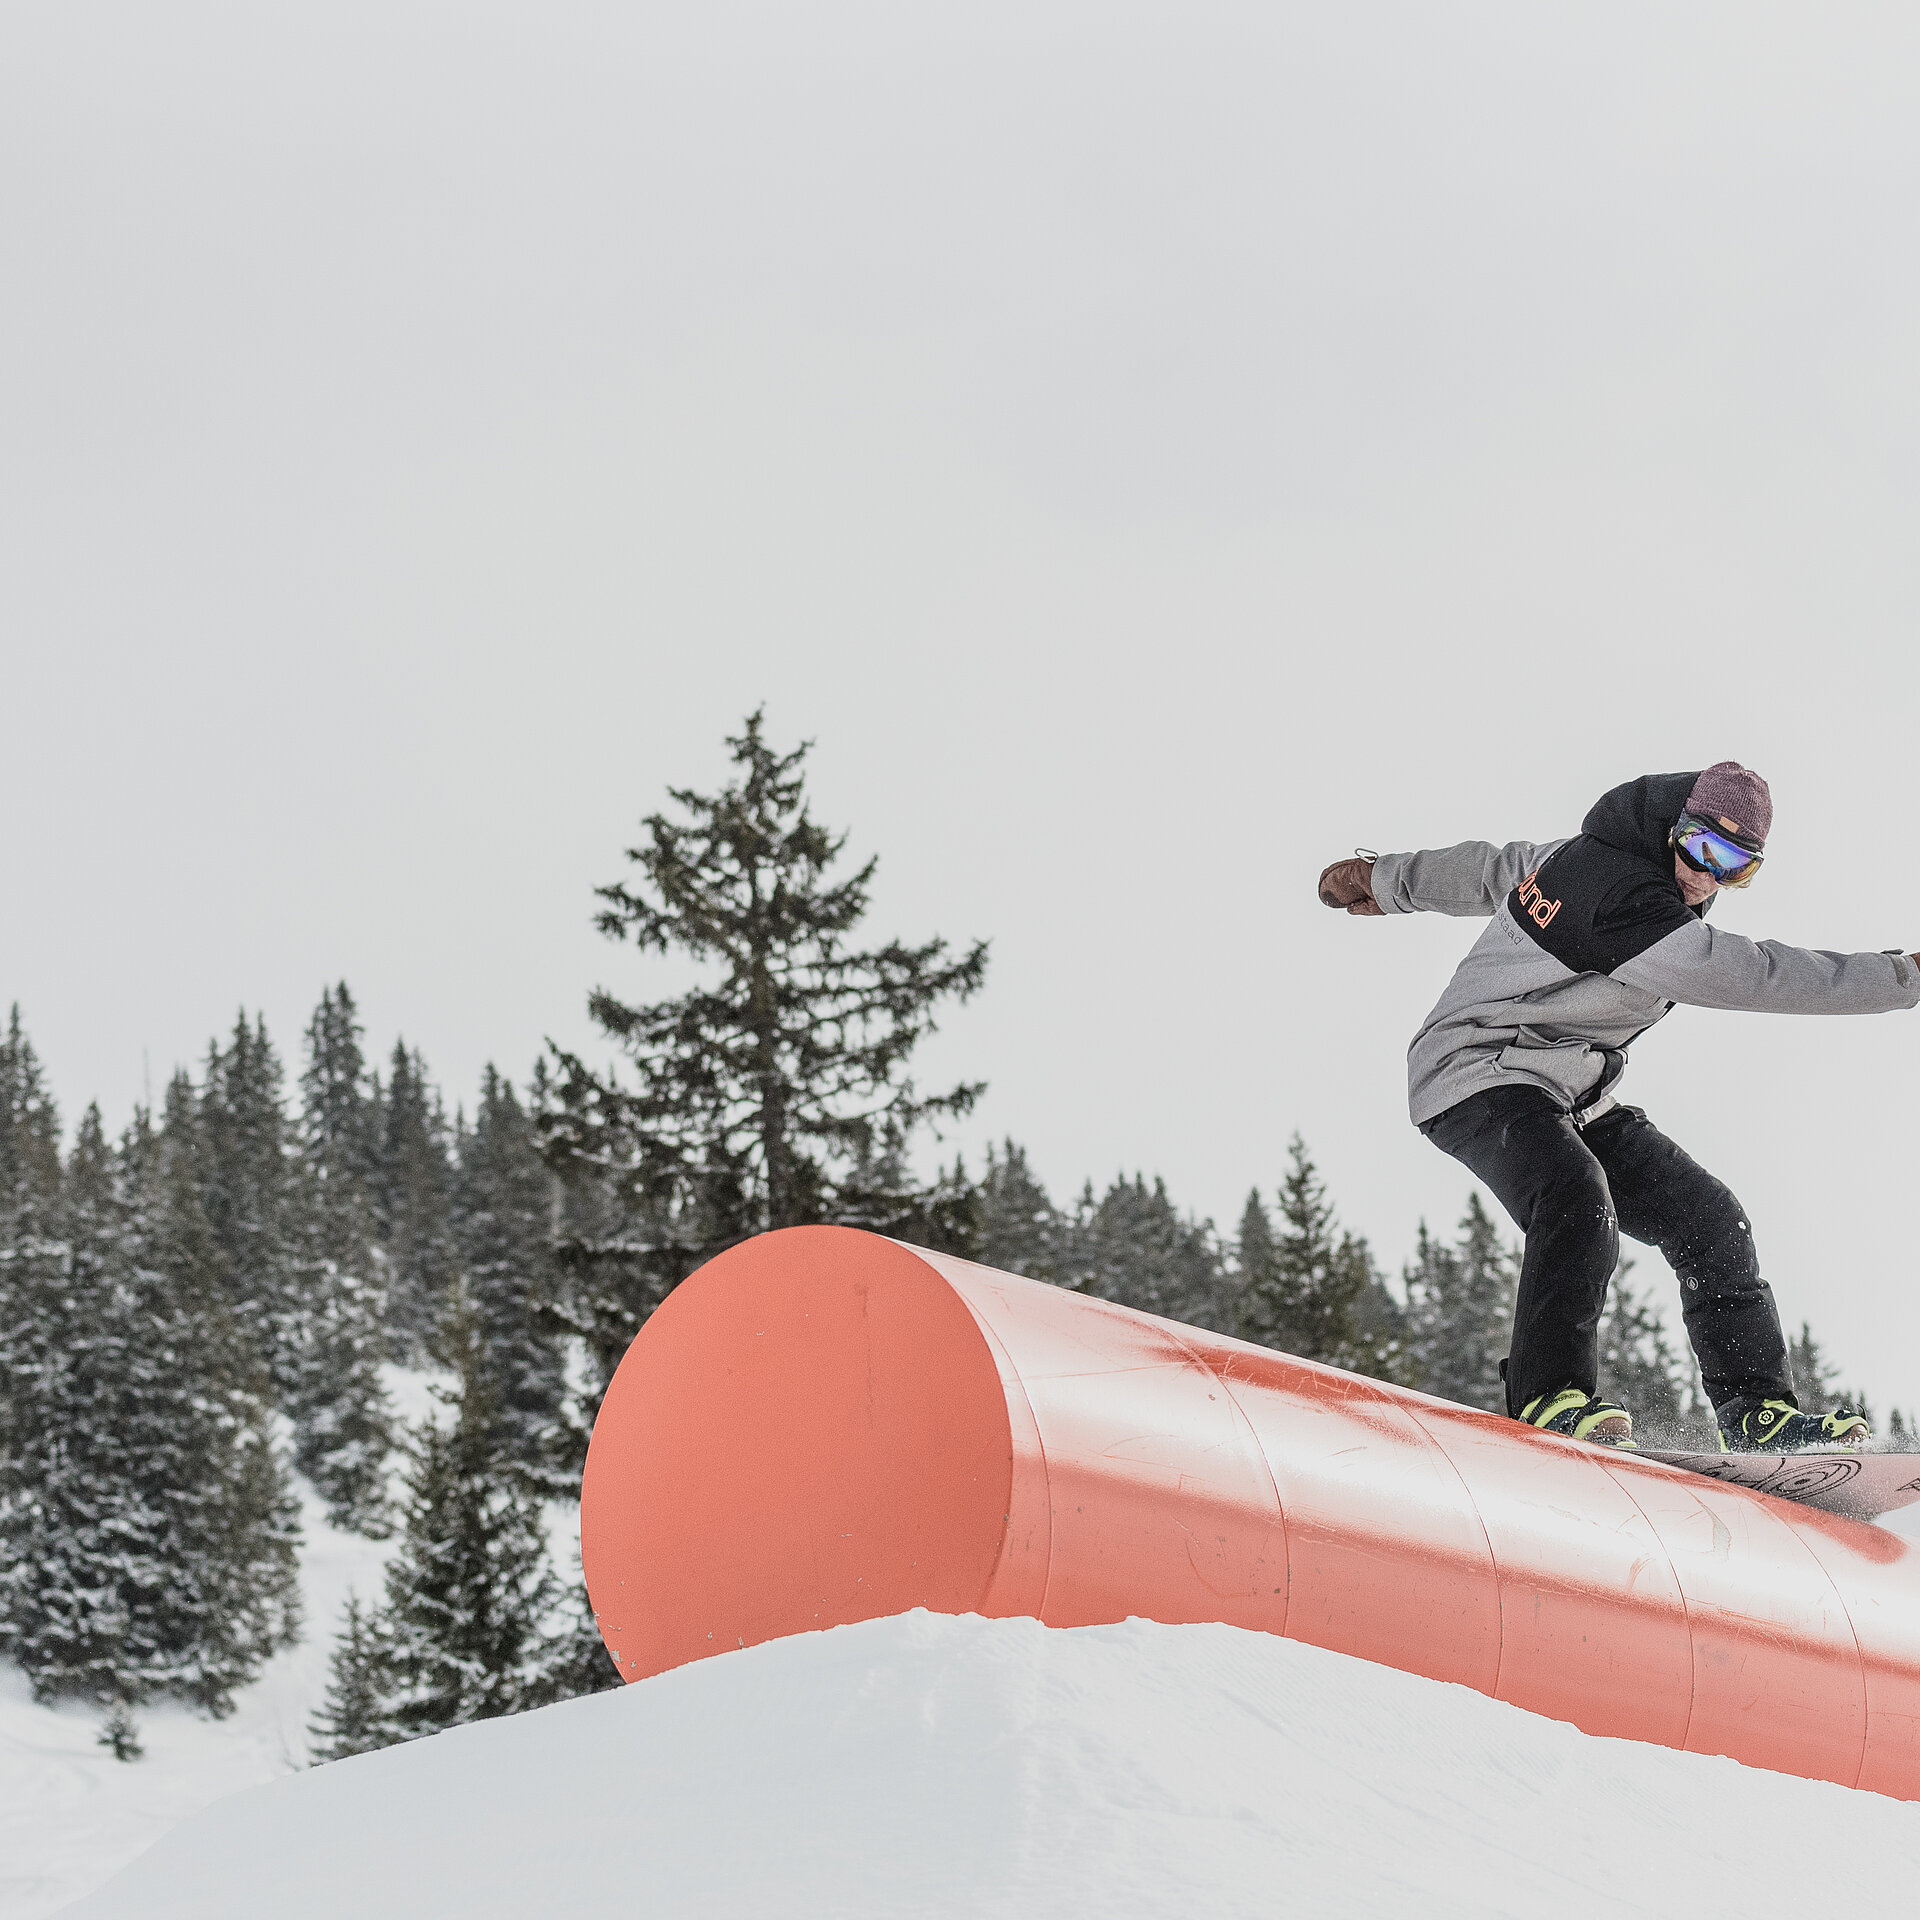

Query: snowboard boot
left=1519, top=1387, right=1636, bottom=1448
left=1717, top=1397, right=1870, bottom=1453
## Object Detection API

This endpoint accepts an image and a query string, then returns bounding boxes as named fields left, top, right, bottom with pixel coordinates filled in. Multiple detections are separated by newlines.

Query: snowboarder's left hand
left=1319, top=857, right=1381, bottom=916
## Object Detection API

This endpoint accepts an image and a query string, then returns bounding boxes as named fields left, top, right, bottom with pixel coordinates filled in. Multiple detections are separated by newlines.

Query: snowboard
left=1638, top=1448, right=1920, bottom=1523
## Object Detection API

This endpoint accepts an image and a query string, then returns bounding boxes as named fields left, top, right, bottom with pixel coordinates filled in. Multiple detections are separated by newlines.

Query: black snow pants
left=1420, top=1085, right=1791, bottom=1419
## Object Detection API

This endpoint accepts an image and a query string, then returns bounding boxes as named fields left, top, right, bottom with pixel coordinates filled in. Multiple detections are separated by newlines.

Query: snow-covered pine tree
left=540, top=710, right=988, bottom=1403
left=1063, top=1173, right=1227, bottom=1329
left=455, top=1067, right=569, bottom=1498
left=0, top=1008, right=64, bottom=1487
left=1348, top=1243, right=1410, bottom=1380
left=199, top=1012, right=296, bottom=1384
left=1, top=1004, right=63, bottom=1244
left=373, top=1314, right=564, bottom=1741
left=288, top=985, right=393, bottom=1534
left=974, top=1141, right=1067, bottom=1283
left=1232, top=1137, right=1403, bottom=1380
left=1403, top=1194, right=1516, bottom=1413
left=307, top=1593, right=398, bottom=1762
left=0, top=1098, right=301, bottom=1721
left=1235, top=1189, right=1276, bottom=1302
left=374, top=1042, right=457, bottom=1363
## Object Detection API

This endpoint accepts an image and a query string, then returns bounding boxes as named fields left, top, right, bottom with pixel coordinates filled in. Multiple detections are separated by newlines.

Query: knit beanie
left=1686, top=762, right=1772, bottom=848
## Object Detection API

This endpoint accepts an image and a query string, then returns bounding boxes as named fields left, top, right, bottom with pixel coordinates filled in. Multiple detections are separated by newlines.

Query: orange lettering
left=1515, top=870, right=1561, bottom=929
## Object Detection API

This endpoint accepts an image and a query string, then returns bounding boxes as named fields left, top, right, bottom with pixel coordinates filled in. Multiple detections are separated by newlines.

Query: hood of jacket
left=1582, top=772, right=1700, bottom=867
left=1579, top=770, right=1710, bottom=918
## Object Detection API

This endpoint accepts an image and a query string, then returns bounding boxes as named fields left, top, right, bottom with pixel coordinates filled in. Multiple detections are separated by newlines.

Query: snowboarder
left=1318, top=763, right=1919, bottom=1451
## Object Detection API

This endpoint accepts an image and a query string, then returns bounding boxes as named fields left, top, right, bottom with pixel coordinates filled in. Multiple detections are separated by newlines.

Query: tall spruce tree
left=198, top=1012, right=295, bottom=1383
left=367, top=1314, right=564, bottom=1742
left=1235, top=1189, right=1277, bottom=1303
left=541, top=711, right=988, bottom=1397
left=289, top=985, right=393, bottom=1533
left=1233, top=1136, right=1401, bottom=1379
left=1403, top=1194, right=1516, bottom=1413
left=975, top=1141, right=1067, bottom=1283
left=1064, top=1173, right=1226, bottom=1329
left=0, top=1098, right=300, bottom=1721
left=1, top=1004, right=62, bottom=1244
left=456, top=1067, right=569, bottom=1498
left=374, top=1042, right=457, bottom=1363
left=307, top=1593, right=397, bottom=1762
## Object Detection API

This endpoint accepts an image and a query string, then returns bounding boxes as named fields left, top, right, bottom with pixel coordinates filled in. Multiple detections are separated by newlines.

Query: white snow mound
left=62, top=1609, right=1920, bottom=1920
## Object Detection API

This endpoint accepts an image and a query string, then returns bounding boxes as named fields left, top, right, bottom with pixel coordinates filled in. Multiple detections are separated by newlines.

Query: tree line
left=0, top=713, right=1896, bottom=1764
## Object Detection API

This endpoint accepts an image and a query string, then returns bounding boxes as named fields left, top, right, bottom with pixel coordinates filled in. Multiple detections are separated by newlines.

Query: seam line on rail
left=1599, top=1461, right=1698, bottom=1762
left=965, top=1299, right=1056, bottom=1623
left=1155, top=1322, right=1293, bottom=1645
left=1399, top=1405, right=1506, bottom=1707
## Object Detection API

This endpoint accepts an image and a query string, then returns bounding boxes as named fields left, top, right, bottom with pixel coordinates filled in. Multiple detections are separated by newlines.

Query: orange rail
left=581, top=1226, right=1920, bottom=1798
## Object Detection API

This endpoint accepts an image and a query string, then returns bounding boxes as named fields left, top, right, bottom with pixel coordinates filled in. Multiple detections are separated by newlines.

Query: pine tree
left=1235, top=1189, right=1276, bottom=1302
left=200, top=1012, right=296, bottom=1383
left=1, top=1004, right=62, bottom=1243
left=456, top=1067, right=569, bottom=1498
left=1404, top=1194, right=1516, bottom=1413
left=541, top=711, right=988, bottom=1398
left=1064, top=1173, right=1226, bottom=1329
left=287, top=985, right=393, bottom=1533
left=374, top=1316, right=564, bottom=1741
left=97, top=1700, right=144, bottom=1761
left=308, top=1593, right=397, bottom=1762
left=374, top=1042, right=457, bottom=1362
left=1233, top=1136, right=1400, bottom=1377
left=975, top=1141, right=1067, bottom=1282
left=0, top=1100, right=301, bottom=1717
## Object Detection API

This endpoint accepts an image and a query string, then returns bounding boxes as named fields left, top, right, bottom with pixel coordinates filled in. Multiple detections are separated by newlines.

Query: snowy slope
left=59, top=1607, right=1920, bottom=1920
left=10, top=1480, right=1920, bottom=1916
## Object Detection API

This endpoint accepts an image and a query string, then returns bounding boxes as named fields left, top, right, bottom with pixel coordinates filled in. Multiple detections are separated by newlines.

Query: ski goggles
left=1671, top=811, right=1764, bottom=886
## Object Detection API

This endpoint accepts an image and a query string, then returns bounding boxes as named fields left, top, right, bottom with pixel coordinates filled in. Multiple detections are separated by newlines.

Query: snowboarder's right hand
left=1318, top=857, right=1381, bottom=916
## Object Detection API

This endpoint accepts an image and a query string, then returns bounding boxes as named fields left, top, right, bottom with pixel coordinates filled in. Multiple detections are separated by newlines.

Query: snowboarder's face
left=1671, top=813, right=1754, bottom=905
left=1673, top=851, right=1720, bottom=905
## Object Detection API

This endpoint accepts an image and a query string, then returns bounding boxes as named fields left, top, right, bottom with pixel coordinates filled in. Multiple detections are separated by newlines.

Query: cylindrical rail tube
left=581, top=1227, right=1920, bottom=1798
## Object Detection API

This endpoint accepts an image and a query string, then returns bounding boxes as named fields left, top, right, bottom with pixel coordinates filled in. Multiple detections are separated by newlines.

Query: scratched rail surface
left=580, top=1226, right=1920, bottom=1799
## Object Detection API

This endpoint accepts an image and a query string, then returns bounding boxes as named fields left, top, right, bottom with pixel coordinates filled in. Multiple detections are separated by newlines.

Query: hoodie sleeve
left=1370, top=840, right=1559, bottom=918
left=1614, top=921, right=1920, bottom=1014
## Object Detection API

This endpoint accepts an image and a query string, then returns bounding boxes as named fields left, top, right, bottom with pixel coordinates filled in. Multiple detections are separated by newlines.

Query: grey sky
left=5, top=5, right=1917, bottom=1402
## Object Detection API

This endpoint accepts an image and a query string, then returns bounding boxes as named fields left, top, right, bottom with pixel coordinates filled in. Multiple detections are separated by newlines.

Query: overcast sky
left=6, top=4, right=1919, bottom=1405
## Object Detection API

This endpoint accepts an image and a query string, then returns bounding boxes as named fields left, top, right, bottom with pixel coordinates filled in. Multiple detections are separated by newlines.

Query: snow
left=53, top=1607, right=1920, bottom=1920
left=8, top=1448, right=1920, bottom=1917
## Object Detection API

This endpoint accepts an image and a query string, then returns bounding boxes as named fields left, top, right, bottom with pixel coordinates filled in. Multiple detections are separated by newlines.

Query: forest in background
left=1, top=715, right=1896, bottom=1767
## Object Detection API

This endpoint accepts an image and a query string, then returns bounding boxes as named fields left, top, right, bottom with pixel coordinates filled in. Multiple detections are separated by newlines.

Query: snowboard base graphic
left=1638, top=1448, right=1920, bottom=1522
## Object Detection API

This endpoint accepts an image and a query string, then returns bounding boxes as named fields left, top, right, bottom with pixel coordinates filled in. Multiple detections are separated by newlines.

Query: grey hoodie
left=1370, top=771, right=1920, bottom=1128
